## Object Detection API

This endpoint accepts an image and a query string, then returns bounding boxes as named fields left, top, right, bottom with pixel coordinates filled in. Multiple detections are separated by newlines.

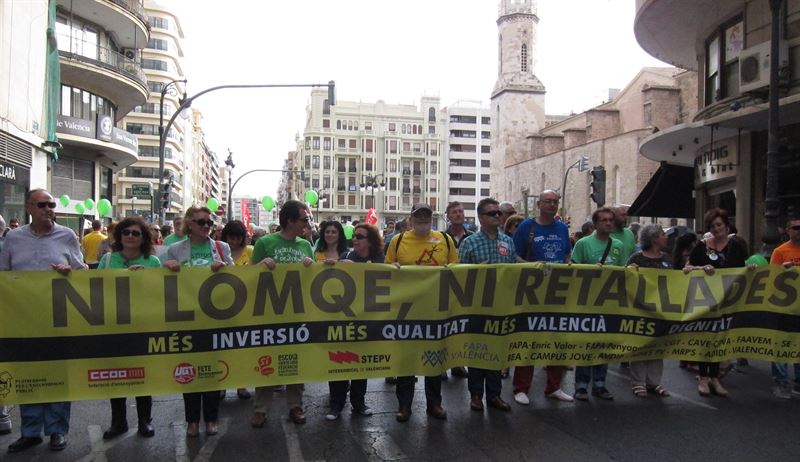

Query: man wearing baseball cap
left=386, top=203, right=458, bottom=422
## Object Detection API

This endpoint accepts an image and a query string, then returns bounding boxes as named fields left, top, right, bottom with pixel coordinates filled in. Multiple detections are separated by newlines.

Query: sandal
left=648, top=385, right=670, bottom=397
left=632, top=385, right=648, bottom=397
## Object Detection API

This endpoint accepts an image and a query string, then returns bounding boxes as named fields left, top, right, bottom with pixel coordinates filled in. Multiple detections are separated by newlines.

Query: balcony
left=402, top=169, right=411, bottom=175
left=413, top=170, right=422, bottom=175
left=402, top=187, right=411, bottom=194
left=57, top=0, right=149, bottom=49
left=413, top=187, right=421, bottom=194
left=56, top=114, right=138, bottom=169
left=58, top=34, right=148, bottom=115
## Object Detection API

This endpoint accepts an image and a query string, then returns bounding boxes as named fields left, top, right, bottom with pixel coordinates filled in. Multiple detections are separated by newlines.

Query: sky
left=176, top=0, right=667, bottom=199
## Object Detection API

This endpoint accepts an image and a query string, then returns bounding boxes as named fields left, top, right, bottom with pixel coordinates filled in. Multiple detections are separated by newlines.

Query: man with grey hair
left=499, top=201, right=517, bottom=228
left=1, top=188, right=86, bottom=452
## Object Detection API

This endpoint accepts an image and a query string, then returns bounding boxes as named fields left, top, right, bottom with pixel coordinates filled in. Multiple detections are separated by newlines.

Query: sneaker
left=352, top=405, right=373, bottom=416
left=592, top=387, right=614, bottom=400
left=546, top=389, right=574, bottom=402
left=513, top=392, right=530, bottom=405
left=773, top=384, right=792, bottom=399
left=325, top=410, right=340, bottom=421
left=574, top=388, right=589, bottom=401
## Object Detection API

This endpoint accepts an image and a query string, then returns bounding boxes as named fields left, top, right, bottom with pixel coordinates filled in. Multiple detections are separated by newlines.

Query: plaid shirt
left=458, top=230, right=517, bottom=264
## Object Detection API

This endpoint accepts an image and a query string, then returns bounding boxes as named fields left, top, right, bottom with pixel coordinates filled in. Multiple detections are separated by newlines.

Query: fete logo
left=88, top=367, right=145, bottom=382
left=0, top=371, right=12, bottom=398
left=173, top=363, right=196, bottom=384
left=255, top=356, right=275, bottom=376
left=329, top=351, right=360, bottom=364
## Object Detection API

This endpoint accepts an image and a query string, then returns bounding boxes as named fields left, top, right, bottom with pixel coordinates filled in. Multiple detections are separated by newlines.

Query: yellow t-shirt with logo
left=385, top=230, right=458, bottom=267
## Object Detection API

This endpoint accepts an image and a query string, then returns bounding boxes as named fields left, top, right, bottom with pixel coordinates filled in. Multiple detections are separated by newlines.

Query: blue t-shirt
left=512, top=218, right=571, bottom=263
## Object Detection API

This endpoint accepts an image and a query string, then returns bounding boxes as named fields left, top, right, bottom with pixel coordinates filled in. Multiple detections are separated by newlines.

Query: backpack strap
left=599, top=238, right=613, bottom=265
left=440, top=231, right=454, bottom=260
left=525, top=221, right=536, bottom=262
left=393, top=231, right=405, bottom=260
left=214, top=240, right=224, bottom=261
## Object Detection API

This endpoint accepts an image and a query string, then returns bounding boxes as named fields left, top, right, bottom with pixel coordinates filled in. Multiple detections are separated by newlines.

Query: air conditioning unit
left=122, top=48, right=137, bottom=60
left=739, top=40, right=788, bottom=93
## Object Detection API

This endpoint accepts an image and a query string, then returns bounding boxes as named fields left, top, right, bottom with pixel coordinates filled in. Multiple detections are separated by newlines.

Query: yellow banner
left=1, top=263, right=799, bottom=404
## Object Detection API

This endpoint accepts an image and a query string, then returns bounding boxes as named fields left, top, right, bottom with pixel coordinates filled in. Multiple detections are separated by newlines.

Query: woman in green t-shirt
left=99, top=216, right=161, bottom=441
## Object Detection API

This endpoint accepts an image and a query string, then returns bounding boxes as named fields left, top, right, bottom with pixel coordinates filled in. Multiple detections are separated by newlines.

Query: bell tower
left=490, top=0, right=546, bottom=201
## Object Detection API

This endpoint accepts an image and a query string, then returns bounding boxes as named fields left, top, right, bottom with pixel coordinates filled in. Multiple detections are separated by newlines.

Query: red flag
left=365, top=208, right=378, bottom=225
left=242, top=199, right=251, bottom=232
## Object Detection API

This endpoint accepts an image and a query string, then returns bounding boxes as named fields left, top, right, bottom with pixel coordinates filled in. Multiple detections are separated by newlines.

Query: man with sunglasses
left=510, top=190, right=575, bottom=406
left=251, top=199, right=315, bottom=428
left=770, top=216, right=800, bottom=398
left=0, top=189, right=86, bottom=453
left=458, top=198, right=516, bottom=412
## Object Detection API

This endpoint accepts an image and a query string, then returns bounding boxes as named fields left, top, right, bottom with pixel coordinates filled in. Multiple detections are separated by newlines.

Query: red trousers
left=512, top=366, right=566, bottom=395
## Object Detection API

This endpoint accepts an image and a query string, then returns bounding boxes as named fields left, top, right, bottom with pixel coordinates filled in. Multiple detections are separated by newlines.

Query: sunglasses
left=481, top=210, right=503, bottom=217
left=790, top=225, right=800, bottom=231
left=354, top=234, right=368, bottom=240
left=121, top=229, right=142, bottom=237
left=192, top=219, right=214, bottom=227
left=35, top=201, right=57, bottom=209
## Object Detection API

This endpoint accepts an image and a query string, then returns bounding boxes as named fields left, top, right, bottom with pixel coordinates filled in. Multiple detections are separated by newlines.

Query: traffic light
left=578, top=155, right=589, bottom=172
left=160, top=181, right=172, bottom=211
left=590, top=166, right=606, bottom=207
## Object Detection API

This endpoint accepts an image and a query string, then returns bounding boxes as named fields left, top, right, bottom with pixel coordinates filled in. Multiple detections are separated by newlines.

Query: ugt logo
left=421, top=348, right=448, bottom=367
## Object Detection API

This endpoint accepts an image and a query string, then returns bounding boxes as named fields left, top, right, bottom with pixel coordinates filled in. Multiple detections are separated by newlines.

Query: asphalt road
left=1, top=360, right=798, bottom=461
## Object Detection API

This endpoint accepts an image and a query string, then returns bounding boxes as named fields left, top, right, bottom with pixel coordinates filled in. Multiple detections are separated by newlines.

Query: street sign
left=132, top=183, right=152, bottom=199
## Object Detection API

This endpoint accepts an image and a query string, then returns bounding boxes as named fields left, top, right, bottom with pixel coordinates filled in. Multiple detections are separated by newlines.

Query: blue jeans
left=20, top=402, right=70, bottom=437
left=0, top=405, right=11, bottom=432
left=771, top=362, right=800, bottom=386
left=575, top=364, right=608, bottom=391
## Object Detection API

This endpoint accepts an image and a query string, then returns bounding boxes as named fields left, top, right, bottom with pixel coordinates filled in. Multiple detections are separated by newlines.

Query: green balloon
left=84, top=198, right=95, bottom=210
left=304, top=190, right=319, bottom=206
left=59, top=194, right=70, bottom=207
left=97, top=198, right=112, bottom=216
left=74, top=203, right=85, bottom=214
left=206, top=197, right=220, bottom=212
left=261, top=196, right=275, bottom=211
left=343, top=224, right=355, bottom=240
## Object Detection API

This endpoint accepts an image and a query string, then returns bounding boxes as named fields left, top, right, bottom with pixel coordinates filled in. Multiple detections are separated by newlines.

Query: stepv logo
left=88, top=367, right=145, bottom=382
left=0, top=371, right=12, bottom=398
left=173, top=363, right=196, bottom=384
left=328, top=351, right=359, bottom=364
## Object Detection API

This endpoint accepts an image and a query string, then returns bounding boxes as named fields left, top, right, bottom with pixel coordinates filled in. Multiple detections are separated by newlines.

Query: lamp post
left=359, top=173, right=386, bottom=211
left=156, top=78, right=187, bottom=221
left=224, top=149, right=235, bottom=222
left=159, top=81, right=335, bottom=223
left=761, top=0, right=783, bottom=256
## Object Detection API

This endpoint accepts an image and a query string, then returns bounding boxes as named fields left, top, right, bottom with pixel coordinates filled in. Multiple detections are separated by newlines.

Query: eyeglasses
left=121, top=229, right=142, bottom=237
left=790, top=225, right=800, bottom=231
left=192, top=219, right=214, bottom=227
left=35, top=201, right=57, bottom=209
left=353, top=234, right=368, bottom=240
left=540, top=199, right=559, bottom=205
left=481, top=210, right=503, bottom=217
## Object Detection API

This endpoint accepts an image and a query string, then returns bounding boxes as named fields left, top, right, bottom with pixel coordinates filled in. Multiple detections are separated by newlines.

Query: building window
left=364, top=121, right=372, bottom=130
left=705, top=17, right=743, bottom=105
left=323, top=156, right=331, bottom=169
left=336, top=120, right=341, bottom=130
left=147, top=38, right=169, bottom=51
left=364, top=139, right=374, bottom=153
left=365, top=158, right=373, bottom=171
left=141, top=58, right=169, bottom=72
left=428, top=107, right=436, bottom=122
left=323, top=138, right=331, bottom=151
left=388, top=122, right=396, bottom=132
left=337, top=139, right=346, bottom=149
left=312, top=156, right=320, bottom=168
left=60, top=85, right=116, bottom=121
left=389, top=140, right=398, bottom=154
left=389, top=159, right=397, bottom=172
left=349, top=139, right=357, bottom=149
left=322, top=119, right=330, bottom=128
left=312, top=137, right=320, bottom=149
left=52, top=156, right=93, bottom=201
left=521, top=44, right=528, bottom=72
left=429, top=125, right=435, bottom=135
left=148, top=16, right=170, bottom=30
left=323, top=99, right=330, bottom=115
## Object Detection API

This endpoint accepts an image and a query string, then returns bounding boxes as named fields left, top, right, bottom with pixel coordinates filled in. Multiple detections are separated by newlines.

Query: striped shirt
left=458, top=230, right=517, bottom=264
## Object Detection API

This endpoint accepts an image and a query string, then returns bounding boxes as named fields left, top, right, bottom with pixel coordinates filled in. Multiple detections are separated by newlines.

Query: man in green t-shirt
left=250, top=200, right=315, bottom=428
left=610, top=206, right=636, bottom=264
left=571, top=207, right=624, bottom=402
left=163, top=217, right=187, bottom=246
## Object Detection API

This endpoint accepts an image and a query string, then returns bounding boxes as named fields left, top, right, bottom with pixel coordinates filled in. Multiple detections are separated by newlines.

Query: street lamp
left=156, top=78, right=187, bottom=221
left=158, top=80, right=335, bottom=223
left=761, top=0, right=783, bottom=256
left=359, top=173, right=386, bottom=210
left=224, top=149, right=235, bottom=222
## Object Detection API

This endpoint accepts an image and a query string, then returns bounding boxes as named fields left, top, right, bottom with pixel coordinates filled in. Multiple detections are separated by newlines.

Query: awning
left=628, top=163, right=695, bottom=218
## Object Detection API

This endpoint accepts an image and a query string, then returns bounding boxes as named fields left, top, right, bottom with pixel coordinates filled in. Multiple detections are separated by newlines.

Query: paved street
left=1, top=360, right=798, bottom=461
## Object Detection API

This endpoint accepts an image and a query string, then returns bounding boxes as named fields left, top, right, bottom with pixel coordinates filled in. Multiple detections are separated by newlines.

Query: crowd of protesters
left=1, top=188, right=799, bottom=454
